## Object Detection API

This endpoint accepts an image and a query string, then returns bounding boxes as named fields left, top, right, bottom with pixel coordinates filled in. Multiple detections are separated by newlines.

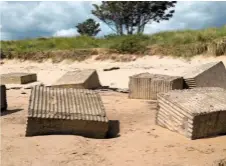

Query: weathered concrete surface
left=25, top=86, right=109, bottom=138
left=213, top=158, right=226, bottom=166
left=0, top=73, right=37, bottom=84
left=51, top=69, right=101, bottom=89
left=156, top=87, right=226, bottom=139
left=183, top=61, right=226, bottom=89
left=129, top=73, right=183, bottom=100
left=0, top=85, right=7, bottom=111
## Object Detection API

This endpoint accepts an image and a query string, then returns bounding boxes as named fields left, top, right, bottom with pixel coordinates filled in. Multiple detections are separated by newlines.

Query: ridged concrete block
left=183, top=61, right=226, bottom=89
left=0, top=85, right=7, bottom=111
left=0, top=73, right=37, bottom=84
left=129, top=73, right=183, bottom=100
left=52, top=69, right=101, bottom=89
left=156, top=87, right=226, bottom=139
left=25, top=86, right=109, bottom=138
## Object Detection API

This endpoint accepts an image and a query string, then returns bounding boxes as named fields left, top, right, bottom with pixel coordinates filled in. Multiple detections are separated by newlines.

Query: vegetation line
left=1, top=26, right=226, bottom=62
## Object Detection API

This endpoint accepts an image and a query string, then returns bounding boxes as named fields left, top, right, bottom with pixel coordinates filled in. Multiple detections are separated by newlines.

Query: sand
left=1, top=55, right=226, bottom=166
left=1, top=55, right=226, bottom=90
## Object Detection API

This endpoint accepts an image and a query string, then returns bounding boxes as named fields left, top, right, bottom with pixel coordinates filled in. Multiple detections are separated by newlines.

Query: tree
left=76, top=18, right=101, bottom=36
left=92, top=1, right=177, bottom=35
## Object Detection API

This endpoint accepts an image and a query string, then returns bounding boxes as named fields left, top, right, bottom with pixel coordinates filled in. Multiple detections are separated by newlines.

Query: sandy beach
left=1, top=55, right=226, bottom=89
left=1, top=55, right=226, bottom=166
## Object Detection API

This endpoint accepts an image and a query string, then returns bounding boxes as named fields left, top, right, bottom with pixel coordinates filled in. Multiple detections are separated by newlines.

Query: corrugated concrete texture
left=51, top=69, right=101, bottom=89
left=25, top=86, right=109, bottom=138
left=0, top=73, right=37, bottom=84
left=129, top=73, right=183, bottom=100
left=185, top=87, right=226, bottom=103
left=0, top=85, right=7, bottom=111
left=156, top=88, right=226, bottom=139
left=183, top=61, right=226, bottom=89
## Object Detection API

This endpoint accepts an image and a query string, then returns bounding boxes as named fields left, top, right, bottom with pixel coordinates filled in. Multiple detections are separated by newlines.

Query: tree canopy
left=76, top=18, right=101, bottom=36
left=92, top=1, right=177, bottom=35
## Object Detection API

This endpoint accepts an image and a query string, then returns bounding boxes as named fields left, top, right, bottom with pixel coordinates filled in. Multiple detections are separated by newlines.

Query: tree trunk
left=137, top=16, right=142, bottom=34
left=115, top=20, right=124, bottom=35
left=137, top=26, right=141, bottom=34
left=115, top=24, right=120, bottom=35
left=119, top=23, right=123, bottom=35
left=137, top=16, right=145, bottom=34
left=140, top=24, right=145, bottom=33
left=125, top=24, right=130, bottom=35
left=129, top=26, right=133, bottom=35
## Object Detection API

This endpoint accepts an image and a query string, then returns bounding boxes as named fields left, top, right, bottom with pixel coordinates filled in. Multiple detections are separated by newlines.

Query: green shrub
left=110, top=35, right=149, bottom=54
left=104, top=33, right=120, bottom=39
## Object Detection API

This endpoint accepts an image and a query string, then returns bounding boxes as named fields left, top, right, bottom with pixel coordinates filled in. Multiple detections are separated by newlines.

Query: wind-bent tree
left=76, top=18, right=101, bottom=36
left=92, top=1, right=177, bottom=35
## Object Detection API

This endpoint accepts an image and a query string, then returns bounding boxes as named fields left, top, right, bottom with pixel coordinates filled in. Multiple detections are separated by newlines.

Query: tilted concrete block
left=183, top=61, right=226, bottom=89
left=51, top=69, right=101, bottom=89
left=0, top=73, right=37, bottom=84
left=156, top=87, right=226, bottom=139
left=129, top=73, right=183, bottom=100
left=0, top=85, right=7, bottom=111
left=25, top=86, right=109, bottom=138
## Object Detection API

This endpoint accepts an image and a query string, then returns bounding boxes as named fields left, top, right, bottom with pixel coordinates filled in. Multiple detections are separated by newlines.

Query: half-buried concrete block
left=0, top=85, right=7, bottom=111
left=129, top=73, right=183, bottom=100
left=183, top=61, right=226, bottom=89
left=25, top=86, right=109, bottom=138
left=156, top=87, right=226, bottom=139
left=0, top=73, right=37, bottom=84
left=51, top=69, right=101, bottom=89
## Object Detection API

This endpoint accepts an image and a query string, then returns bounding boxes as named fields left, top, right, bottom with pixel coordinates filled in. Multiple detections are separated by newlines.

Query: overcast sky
left=1, top=1, right=226, bottom=41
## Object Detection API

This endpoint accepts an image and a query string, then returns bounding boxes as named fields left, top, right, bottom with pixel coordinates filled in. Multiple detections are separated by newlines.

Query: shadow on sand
left=1, top=109, right=23, bottom=116
left=106, top=120, right=120, bottom=139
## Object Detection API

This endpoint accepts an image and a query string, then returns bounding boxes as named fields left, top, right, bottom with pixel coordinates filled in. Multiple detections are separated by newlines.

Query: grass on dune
left=1, top=25, right=226, bottom=61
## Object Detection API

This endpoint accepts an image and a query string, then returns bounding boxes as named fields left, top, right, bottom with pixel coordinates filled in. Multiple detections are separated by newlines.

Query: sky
left=0, top=1, right=226, bottom=41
